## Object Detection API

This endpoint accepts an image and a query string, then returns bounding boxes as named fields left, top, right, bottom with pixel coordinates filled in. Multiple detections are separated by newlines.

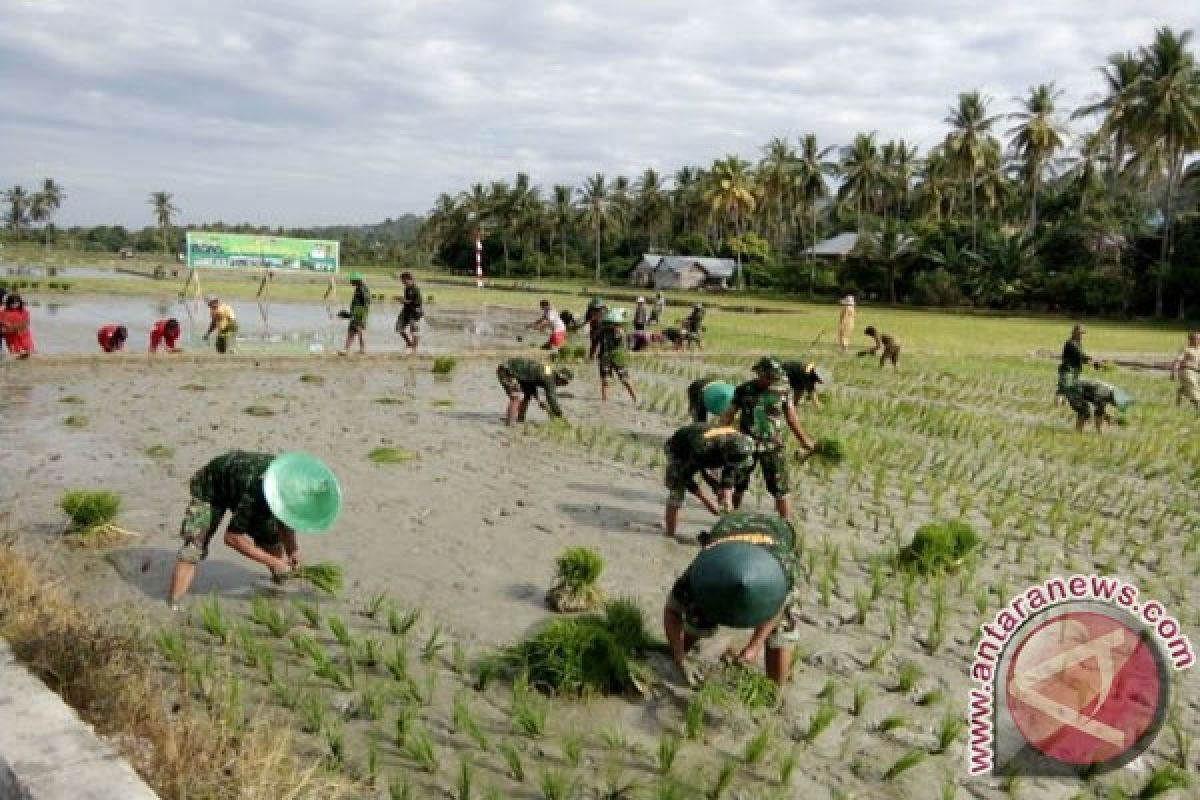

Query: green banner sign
left=186, top=232, right=339, bottom=272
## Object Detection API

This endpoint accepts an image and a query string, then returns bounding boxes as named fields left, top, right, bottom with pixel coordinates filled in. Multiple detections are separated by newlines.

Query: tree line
left=419, top=26, right=1200, bottom=318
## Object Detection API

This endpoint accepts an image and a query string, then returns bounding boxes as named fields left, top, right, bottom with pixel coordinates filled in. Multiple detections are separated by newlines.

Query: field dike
left=0, top=535, right=357, bottom=800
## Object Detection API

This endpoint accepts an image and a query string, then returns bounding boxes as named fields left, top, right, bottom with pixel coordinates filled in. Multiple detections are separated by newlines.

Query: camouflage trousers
left=177, top=498, right=221, bottom=564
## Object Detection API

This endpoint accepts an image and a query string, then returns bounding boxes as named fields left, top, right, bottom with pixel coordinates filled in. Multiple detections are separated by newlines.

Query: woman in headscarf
left=0, top=293, right=34, bottom=358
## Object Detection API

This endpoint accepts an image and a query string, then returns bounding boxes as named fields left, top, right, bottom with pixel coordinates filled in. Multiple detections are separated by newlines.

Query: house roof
left=802, top=232, right=860, bottom=257
left=637, top=253, right=736, bottom=278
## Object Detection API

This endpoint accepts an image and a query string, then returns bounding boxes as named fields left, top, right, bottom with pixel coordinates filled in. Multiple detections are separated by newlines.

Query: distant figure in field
left=1171, top=331, right=1200, bottom=411
left=1056, top=324, right=1097, bottom=405
left=396, top=272, right=424, bottom=353
left=858, top=326, right=900, bottom=369
left=0, top=293, right=34, bottom=358
left=781, top=361, right=829, bottom=409
left=527, top=299, right=567, bottom=351
left=650, top=292, right=666, bottom=325
left=97, top=324, right=128, bottom=353
left=633, top=297, right=649, bottom=332
left=203, top=297, right=238, bottom=354
left=597, top=310, right=637, bottom=404
left=837, top=295, right=856, bottom=352
left=496, top=357, right=573, bottom=425
left=338, top=272, right=370, bottom=355
left=149, top=318, right=183, bottom=354
left=683, top=303, right=705, bottom=349
left=1064, top=378, right=1131, bottom=434
left=663, top=326, right=686, bottom=351
left=584, top=297, right=607, bottom=360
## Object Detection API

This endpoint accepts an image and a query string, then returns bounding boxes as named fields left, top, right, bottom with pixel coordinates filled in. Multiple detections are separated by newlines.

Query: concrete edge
left=0, top=641, right=159, bottom=800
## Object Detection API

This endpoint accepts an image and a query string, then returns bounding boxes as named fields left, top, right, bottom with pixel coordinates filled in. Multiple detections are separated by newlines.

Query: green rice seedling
left=181, top=383, right=208, bottom=391
left=291, top=631, right=326, bottom=662
left=299, top=690, right=327, bottom=733
left=389, top=606, right=422, bottom=636
left=816, top=678, right=839, bottom=702
left=926, top=617, right=946, bottom=655
left=499, top=742, right=525, bottom=782
left=894, top=661, right=924, bottom=693
left=933, top=710, right=965, bottom=754
left=432, top=356, right=458, bottom=376
left=198, top=595, right=231, bottom=644
left=294, top=562, right=345, bottom=595
left=422, top=625, right=445, bottom=662
left=366, top=732, right=380, bottom=787
left=270, top=676, right=300, bottom=711
left=851, top=684, right=870, bottom=717
left=511, top=691, right=548, bottom=737
left=155, top=628, right=189, bottom=670
left=452, top=641, right=468, bottom=674
left=419, top=664, right=439, bottom=706
left=452, top=692, right=490, bottom=751
left=917, top=688, right=945, bottom=707
left=58, top=394, right=84, bottom=404
left=1166, top=704, right=1194, bottom=768
left=433, top=398, right=455, bottom=408
left=707, top=759, right=737, bottom=799
left=368, top=446, right=419, bottom=464
left=1134, top=765, right=1190, bottom=798
left=818, top=568, right=833, bottom=608
left=482, top=786, right=503, bottom=800
left=878, top=714, right=909, bottom=734
left=251, top=596, right=291, bottom=637
left=883, top=748, right=927, bottom=781
left=327, top=613, right=355, bottom=650
left=356, top=636, right=383, bottom=667
left=974, top=586, right=990, bottom=615
left=852, top=588, right=871, bottom=625
left=657, top=733, right=681, bottom=774
left=651, top=778, right=686, bottom=800
left=394, top=704, right=417, bottom=743
left=898, top=520, right=981, bottom=575
left=800, top=701, right=837, bottom=745
left=901, top=574, right=919, bottom=620
left=294, top=599, right=321, bottom=628
left=59, top=490, right=121, bottom=533
left=684, top=694, right=706, bottom=740
left=811, top=435, right=846, bottom=466
left=362, top=590, right=389, bottom=619
left=455, top=758, right=474, bottom=800
left=538, top=768, right=576, bottom=800
left=403, top=724, right=439, bottom=773
left=314, top=655, right=353, bottom=691
left=869, top=558, right=887, bottom=601
left=778, top=746, right=799, bottom=786
left=375, top=396, right=405, bottom=405
left=867, top=642, right=892, bottom=671
left=472, top=653, right=503, bottom=691
left=243, top=404, right=276, bottom=417
left=144, top=444, right=174, bottom=459
left=940, top=773, right=957, bottom=800
left=299, top=373, right=326, bottom=384
left=235, top=623, right=266, bottom=668
left=388, top=777, right=412, bottom=800
left=545, top=546, right=607, bottom=612
left=358, top=682, right=386, bottom=721
left=742, top=725, right=773, bottom=765
left=599, top=725, right=628, bottom=751
left=63, top=413, right=89, bottom=428
left=324, top=723, right=347, bottom=772
left=886, top=603, right=899, bottom=640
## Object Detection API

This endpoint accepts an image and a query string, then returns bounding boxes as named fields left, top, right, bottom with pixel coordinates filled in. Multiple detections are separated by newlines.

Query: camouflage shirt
left=188, top=450, right=276, bottom=534
left=597, top=323, right=629, bottom=368
left=730, top=378, right=793, bottom=450
left=351, top=283, right=370, bottom=311
left=503, top=358, right=563, bottom=416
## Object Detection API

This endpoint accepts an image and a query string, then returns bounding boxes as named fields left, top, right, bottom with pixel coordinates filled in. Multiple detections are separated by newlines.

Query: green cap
left=1111, top=387, right=1134, bottom=412
left=708, top=511, right=796, bottom=558
left=688, top=542, right=791, bottom=628
left=263, top=452, right=343, bottom=534
left=348, top=271, right=365, bottom=282
left=753, top=356, right=783, bottom=377
left=702, top=381, right=735, bottom=415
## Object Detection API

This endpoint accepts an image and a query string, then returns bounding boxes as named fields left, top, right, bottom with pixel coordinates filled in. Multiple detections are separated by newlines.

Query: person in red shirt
left=97, top=324, right=128, bottom=353
left=149, top=318, right=183, bottom=353
left=0, top=294, right=34, bottom=358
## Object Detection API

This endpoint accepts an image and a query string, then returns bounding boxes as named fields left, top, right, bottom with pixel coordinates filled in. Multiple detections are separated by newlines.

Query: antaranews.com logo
left=967, top=574, right=1194, bottom=778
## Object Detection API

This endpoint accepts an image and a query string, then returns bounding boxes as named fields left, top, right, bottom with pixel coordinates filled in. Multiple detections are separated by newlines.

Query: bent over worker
left=662, top=423, right=754, bottom=540
left=497, top=358, right=572, bottom=425
left=167, top=451, right=342, bottom=609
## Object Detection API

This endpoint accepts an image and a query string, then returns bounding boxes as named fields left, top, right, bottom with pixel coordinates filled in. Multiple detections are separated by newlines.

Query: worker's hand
left=288, top=551, right=302, bottom=569
left=675, top=659, right=703, bottom=689
left=269, top=564, right=293, bottom=585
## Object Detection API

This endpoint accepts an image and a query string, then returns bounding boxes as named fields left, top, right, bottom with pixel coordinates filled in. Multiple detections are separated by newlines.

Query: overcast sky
left=1, top=1, right=1195, bottom=228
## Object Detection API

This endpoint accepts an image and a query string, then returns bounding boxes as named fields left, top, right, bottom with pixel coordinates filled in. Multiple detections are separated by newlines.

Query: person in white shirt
left=528, top=299, right=567, bottom=351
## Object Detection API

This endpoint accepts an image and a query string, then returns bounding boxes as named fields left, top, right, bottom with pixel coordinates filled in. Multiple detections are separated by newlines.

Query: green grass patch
left=58, top=395, right=84, bottom=404
left=298, top=373, right=326, bottom=385
left=144, top=444, right=174, bottom=459
left=63, top=414, right=89, bottom=428
left=432, top=356, right=458, bottom=376
left=368, top=447, right=419, bottom=464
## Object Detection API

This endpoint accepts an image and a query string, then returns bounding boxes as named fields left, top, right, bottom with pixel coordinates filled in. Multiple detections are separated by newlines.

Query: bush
left=59, top=490, right=121, bottom=533
left=504, top=598, right=656, bottom=697
left=898, top=520, right=980, bottom=575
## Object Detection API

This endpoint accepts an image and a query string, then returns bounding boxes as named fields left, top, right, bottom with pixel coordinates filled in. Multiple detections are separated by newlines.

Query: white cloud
left=0, top=0, right=1194, bottom=226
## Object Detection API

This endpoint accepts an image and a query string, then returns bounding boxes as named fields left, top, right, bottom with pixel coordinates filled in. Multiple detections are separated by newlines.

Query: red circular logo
left=1004, top=610, right=1166, bottom=768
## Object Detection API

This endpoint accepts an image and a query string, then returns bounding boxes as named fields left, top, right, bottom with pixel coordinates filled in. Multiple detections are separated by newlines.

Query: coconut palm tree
left=1072, top=51, right=1142, bottom=183
left=577, top=173, right=614, bottom=282
left=633, top=168, right=671, bottom=251
left=610, top=175, right=633, bottom=256
left=913, top=146, right=953, bottom=222
left=672, top=165, right=705, bottom=238
left=855, top=218, right=914, bottom=303
left=944, top=91, right=1001, bottom=250
left=703, top=156, right=756, bottom=289
left=838, top=132, right=884, bottom=233
left=757, top=136, right=797, bottom=256
left=1008, top=83, right=1067, bottom=231
left=795, top=134, right=837, bottom=294
left=548, top=184, right=576, bottom=275
left=1127, top=26, right=1200, bottom=316
left=149, top=191, right=179, bottom=256
left=880, top=140, right=919, bottom=221
left=29, top=179, right=66, bottom=245
left=3, top=186, right=31, bottom=241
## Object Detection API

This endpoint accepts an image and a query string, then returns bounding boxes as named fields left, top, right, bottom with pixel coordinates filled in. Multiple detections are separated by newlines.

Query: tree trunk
left=1157, top=150, right=1178, bottom=318
left=969, top=166, right=978, bottom=252
left=502, top=238, right=510, bottom=276
left=594, top=226, right=602, bottom=283
left=888, top=263, right=897, bottom=304
left=561, top=234, right=568, bottom=276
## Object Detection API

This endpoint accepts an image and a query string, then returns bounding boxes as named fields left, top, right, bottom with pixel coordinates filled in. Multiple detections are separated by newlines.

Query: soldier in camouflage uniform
left=597, top=311, right=637, bottom=404
left=664, top=512, right=802, bottom=687
left=339, top=272, right=370, bottom=355
left=167, top=450, right=337, bottom=608
left=719, top=357, right=816, bottom=521
left=497, top=357, right=573, bottom=425
left=662, top=423, right=755, bottom=540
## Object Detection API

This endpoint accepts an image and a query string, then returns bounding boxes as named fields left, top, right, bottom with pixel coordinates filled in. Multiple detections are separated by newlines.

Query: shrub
left=59, top=490, right=121, bottom=533
left=545, top=547, right=606, bottom=612
left=898, top=520, right=980, bottom=575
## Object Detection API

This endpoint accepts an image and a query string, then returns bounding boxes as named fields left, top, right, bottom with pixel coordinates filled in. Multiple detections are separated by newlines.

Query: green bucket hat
left=348, top=271, right=365, bottom=282
left=263, top=452, right=343, bottom=534
left=706, top=511, right=796, bottom=557
left=702, top=381, right=735, bottom=415
left=688, top=542, right=791, bottom=628
left=1111, top=387, right=1134, bottom=412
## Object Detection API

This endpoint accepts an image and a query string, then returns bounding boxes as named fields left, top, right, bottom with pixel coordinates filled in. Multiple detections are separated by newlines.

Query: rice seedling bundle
left=59, top=490, right=124, bottom=540
left=293, top=562, right=345, bottom=596
left=898, top=520, right=980, bottom=575
left=545, top=546, right=607, bottom=613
